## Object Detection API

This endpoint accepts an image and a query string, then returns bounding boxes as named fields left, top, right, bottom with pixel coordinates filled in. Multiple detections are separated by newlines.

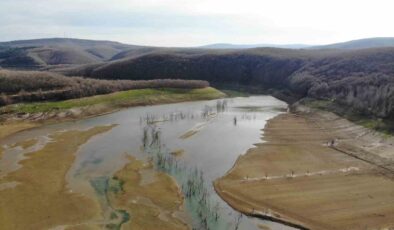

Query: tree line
left=0, top=69, right=209, bottom=106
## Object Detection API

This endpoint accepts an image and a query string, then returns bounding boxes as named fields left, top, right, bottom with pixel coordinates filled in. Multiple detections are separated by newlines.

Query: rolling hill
left=311, top=37, right=394, bottom=49
left=2, top=37, right=394, bottom=69
left=2, top=37, right=394, bottom=124
left=0, top=38, right=153, bottom=68
left=200, top=43, right=311, bottom=49
left=201, top=37, right=394, bottom=50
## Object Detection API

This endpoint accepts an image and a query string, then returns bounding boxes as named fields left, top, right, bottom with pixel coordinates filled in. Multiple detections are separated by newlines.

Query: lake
left=0, top=96, right=296, bottom=230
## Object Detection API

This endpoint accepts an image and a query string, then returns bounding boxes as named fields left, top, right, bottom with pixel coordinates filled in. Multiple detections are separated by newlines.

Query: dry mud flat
left=215, top=112, right=394, bottom=230
left=0, top=126, right=115, bottom=230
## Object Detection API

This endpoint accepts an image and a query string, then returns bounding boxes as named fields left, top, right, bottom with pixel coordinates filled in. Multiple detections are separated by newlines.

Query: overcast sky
left=1, top=0, right=393, bottom=46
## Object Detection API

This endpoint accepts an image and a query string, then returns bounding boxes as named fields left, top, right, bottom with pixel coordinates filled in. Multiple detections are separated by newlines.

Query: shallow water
left=0, top=96, right=296, bottom=230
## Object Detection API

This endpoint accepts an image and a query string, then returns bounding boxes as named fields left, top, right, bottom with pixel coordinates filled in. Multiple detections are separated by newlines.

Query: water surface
left=1, top=96, right=296, bottom=230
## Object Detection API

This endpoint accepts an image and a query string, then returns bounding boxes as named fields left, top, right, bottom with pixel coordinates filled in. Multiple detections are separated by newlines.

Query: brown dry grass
left=108, top=156, right=189, bottom=230
left=215, top=113, right=394, bottom=230
left=0, top=125, right=115, bottom=230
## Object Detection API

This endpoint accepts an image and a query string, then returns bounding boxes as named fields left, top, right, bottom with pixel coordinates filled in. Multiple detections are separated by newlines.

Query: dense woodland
left=65, top=47, right=394, bottom=119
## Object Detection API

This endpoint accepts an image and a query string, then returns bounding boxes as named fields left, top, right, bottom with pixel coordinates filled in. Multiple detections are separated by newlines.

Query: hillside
left=197, top=37, right=394, bottom=50
left=311, top=37, right=394, bottom=49
left=0, top=38, right=132, bottom=49
left=0, top=38, right=153, bottom=68
left=2, top=37, right=394, bottom=69
left=200, top=43, right=310, bottom=49
left=60, top=47, right=394, bottom=122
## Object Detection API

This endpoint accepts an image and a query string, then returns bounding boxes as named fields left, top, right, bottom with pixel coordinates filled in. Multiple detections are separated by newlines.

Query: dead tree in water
left=142, top=128, right=148, bottom=148
left=216, top=100, right=228, bottom=113
left=140, top=123, right=223, bottom=229
left=149, top=127, right=161, bottom=147
left=234, top=213, right=243, bottom=230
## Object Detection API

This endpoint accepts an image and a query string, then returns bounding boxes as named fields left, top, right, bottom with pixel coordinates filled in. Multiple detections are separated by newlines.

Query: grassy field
left=215, top=113, right=394, bottom=230
left=1, top=87, right=225, bottom=114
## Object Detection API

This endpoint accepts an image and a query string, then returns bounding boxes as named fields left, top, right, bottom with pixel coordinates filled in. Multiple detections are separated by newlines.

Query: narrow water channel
left=0, top=96, right=296, bottom=230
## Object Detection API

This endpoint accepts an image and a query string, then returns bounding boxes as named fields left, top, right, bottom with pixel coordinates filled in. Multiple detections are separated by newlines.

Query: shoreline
left=213, top=180, right=310, bottom=230
left=213, top=113, right=314, bottom=230
left=0, top=125, right=116, bottom=229
left=0, top=87, right=225, bottom=139
left=214, top=106, right=394, bottom=230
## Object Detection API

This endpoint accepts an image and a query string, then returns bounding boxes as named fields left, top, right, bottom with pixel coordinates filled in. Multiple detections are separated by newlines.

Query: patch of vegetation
left=302, top=98, right=334, bottom=110
left=302, top=98, right=394, bottom=135
left=356, top=118, right=394, bottom=137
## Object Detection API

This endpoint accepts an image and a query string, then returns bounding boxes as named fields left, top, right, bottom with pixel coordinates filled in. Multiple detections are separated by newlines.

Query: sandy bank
left=0, top=125, right=115, bottom=230
left=0, top=121, right=39, bottom=140
left=214, top=109, right=394, bottom=230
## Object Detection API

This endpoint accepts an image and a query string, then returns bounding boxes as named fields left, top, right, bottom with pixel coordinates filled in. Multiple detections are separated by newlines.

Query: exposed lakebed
left=0, top=96, right=295, bottom=230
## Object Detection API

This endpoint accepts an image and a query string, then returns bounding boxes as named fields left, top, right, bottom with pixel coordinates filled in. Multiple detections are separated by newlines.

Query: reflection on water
left=0, top=96, right=297, bottom=230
